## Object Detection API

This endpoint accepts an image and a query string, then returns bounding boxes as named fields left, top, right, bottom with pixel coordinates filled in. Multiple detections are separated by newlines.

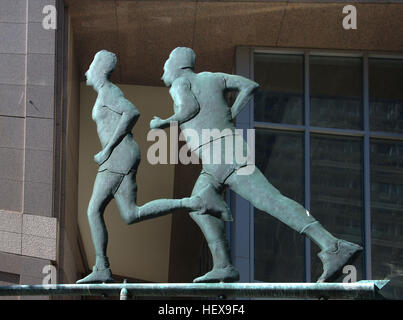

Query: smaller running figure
left=77, top=50, right=229, bottom=284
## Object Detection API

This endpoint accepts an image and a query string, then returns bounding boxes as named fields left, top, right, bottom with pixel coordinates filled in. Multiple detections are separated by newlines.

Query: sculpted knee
left=121, top=207, right=139, bottom=225
left=122, top=213, right=134, bottom=225
left=87, top=205, right=100, bottom=221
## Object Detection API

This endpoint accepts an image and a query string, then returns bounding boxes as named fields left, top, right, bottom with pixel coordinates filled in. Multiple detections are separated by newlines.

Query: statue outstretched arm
left=150, top=78, right=199, bottom=130
left=94, top=98, right=139, bottom=165
left=220, top=73, right=259, bottom=119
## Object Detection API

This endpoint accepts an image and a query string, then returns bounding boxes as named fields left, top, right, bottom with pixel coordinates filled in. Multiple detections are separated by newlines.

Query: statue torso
left=179, top=72, right=236, bottom=152
left=92, top=91, right=140, bottom=174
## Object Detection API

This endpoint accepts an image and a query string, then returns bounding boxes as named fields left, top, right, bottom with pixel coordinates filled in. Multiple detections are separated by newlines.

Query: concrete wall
left=58, top=12, right=86, bottom=286
left=78, top=83, right=176, bottom=282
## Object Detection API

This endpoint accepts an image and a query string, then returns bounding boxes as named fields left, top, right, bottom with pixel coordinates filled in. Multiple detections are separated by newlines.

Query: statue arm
left=95, top=98, right=139, bottom=165
left=150, top=78, right=199, bottom=129
left=221, top=73, right=259, bottom=119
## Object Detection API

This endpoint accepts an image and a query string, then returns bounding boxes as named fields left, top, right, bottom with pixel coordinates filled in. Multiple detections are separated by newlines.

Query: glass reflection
left=310, top=56, right=362, bottom=130
left=371, top=140, right=403, bottom=279
left=254, top=129, right=305, bottom=282
left=310, top=135, right=364, bottom=281
left=369, top=59, right=403, bottom=134
left=254, top=53, right=304, bottom=125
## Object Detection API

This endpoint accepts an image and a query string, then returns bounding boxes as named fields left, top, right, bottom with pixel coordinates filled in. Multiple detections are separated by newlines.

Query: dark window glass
left=254, top=54, right=304, bottom=125
left=250, top=52, right=403, bottom=283
left=254, top=129, right=305, bottom=282
left=371, top=140, right=403, bottom=279
left=310, top=135, right=364, bottom=281
left=310, top=56, right=362, bottom=130
left=369, top=59, right=403, bottom=133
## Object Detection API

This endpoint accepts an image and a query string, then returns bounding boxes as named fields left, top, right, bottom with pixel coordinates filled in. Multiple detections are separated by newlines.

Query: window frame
left=230, top=47, right=403, bottom=282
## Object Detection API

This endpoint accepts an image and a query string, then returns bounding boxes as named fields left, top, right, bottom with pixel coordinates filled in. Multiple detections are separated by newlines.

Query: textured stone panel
left=25, top=117, right=54, bottom=151
left=0, top=179, right=22, bottom=212
left=0, top=211, right=22, bottom=234
left=0, top=231, right=21, bottom=255
left=22, top=214, right=57, bottom=239
left=27, top=54, right=55, bottom=87
left=0, top=54, right=25, bottom=85
left=28, top=0, right=57, bottom=23
left=22, top=234, right=56, bottom=261
left=24, top=149, right=53, bottom=184
left=28, top=22, right=56, bottom=54
left=0, top=147, right=23, bottom=181
left=0, top=84, right=25, bottom=117
left=23, top=181, right=53, bottom=217
left=0, top=0, right=26, bottom=23
left=0, top=23, right=26, bottom=54
left=26, top=85, right=55, bottom=119
left=0, top=116, right=24, bottom=149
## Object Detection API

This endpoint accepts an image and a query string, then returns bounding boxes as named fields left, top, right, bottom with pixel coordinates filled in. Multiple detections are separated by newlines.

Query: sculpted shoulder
left=196, top=72, right=226, bottom=88
left=99, top=83, right=124, bottom=106
left=170, top=77, right=191, bottom=89
left=169, top=77, right=192, bottom=98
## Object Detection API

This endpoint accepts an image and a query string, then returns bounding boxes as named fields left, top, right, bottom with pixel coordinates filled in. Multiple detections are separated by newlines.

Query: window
left=232, top=48, right=403, bottom=282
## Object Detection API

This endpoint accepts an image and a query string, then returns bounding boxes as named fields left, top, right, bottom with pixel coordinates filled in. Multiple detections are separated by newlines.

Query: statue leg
left=113, top=170, right=139, bottom=224
left=76, top=170, right=122, bottom=284
left=189, top=173, right=239, bottom=283
left=226, top=166, right=362, bottom=282
left=114, top=170, right=229, bottom=224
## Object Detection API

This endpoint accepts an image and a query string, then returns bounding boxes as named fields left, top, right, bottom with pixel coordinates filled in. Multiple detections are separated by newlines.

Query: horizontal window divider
left=309, top=126, right=364, bottom=137
left=254, top=123, right=403, bottom=141
left=254, top=122, right=365, bottom=137
left=368, top=53, right=403, bottom=60
left=252, top=48, right=403, bottom=60
left=253, top=48, right=305, bottom=55
left=254, top=122, right=305, bottom=132
left=370, top=131, right=403, bottom=141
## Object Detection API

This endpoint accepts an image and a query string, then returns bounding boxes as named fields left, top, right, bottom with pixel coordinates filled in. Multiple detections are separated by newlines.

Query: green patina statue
left=77, top=50, right=230, bottom=284
left=150, top=47, right=363, bottom=283
left=78, top=48, right=362, bottom=285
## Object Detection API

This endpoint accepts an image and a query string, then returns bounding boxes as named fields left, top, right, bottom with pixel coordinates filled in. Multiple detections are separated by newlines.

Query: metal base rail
left=0, top=280, right=395, bottom=300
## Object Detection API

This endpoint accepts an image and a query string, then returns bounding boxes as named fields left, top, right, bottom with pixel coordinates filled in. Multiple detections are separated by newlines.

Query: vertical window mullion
left=249, top=48, right=255, bottom=283
left=234, top=46, right=254, bottom=283
left=304, top=52, right=312, bottom=282
left=363, top=54, right=372, bottom=280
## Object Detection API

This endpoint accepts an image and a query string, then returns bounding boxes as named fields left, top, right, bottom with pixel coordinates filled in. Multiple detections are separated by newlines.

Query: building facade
left=0, top=0, right=402, bottom=299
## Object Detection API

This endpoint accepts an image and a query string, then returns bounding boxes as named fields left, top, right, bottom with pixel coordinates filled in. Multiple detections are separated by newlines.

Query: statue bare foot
left=316, top=239, right=363, bottom=283
left=76, top=266, right=114, bottom=284
left=193, top=185, right=232, bottom=221
left=193, top=265, right=240, bottom=283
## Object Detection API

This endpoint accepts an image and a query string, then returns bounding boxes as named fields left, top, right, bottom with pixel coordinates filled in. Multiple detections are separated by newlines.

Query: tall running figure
left=150, top=47, right=363, bottom=283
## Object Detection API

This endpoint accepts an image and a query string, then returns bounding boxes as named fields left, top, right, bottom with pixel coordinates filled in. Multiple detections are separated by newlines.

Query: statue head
left=86, top=50, right=117, bottom=89
left=162, top=47, right=195, bottom=87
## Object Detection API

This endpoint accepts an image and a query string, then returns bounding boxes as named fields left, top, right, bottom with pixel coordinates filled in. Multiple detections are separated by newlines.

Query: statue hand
left=94, top=149, right=111, bottom=166
left=150, top=116, right=164, bottom=129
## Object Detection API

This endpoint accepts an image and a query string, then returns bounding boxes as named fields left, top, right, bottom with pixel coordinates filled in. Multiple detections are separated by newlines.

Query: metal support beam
left=0, top=281, right=391, bottom=300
